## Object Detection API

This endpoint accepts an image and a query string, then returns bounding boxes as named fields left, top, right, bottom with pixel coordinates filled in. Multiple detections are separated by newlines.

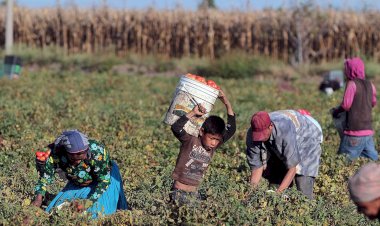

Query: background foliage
left=2, top=6, right=380, bottom=63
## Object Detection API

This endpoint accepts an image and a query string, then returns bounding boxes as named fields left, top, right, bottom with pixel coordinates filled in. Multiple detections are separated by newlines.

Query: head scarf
left=344, top=57, right=365, bottom=80
left=53, top=130, right=89, bottom=153
left=348, top=163, right=380, bottom=203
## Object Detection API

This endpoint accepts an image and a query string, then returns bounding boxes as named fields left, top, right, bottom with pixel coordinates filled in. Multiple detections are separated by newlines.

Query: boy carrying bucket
left=170, top=90, right=236, bottom=205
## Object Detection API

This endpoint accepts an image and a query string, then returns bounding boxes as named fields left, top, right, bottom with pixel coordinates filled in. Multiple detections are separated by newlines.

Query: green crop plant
left=0, top=68, right=378, bottom=225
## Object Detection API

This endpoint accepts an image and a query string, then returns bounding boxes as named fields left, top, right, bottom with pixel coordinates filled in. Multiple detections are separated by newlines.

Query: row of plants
left=0, top=67, right=378, bottom=224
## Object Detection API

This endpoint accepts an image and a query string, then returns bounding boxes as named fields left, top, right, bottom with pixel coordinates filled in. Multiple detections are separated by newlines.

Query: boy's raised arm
left=171, top=105, right=206, bottom=141
left=219, top=90, right=234, bottom=116
left=218, top=90, right=236, bottom=142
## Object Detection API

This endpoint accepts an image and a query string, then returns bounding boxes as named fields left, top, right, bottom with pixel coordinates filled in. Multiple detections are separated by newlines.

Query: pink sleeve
left=341, top=81, right=356, bottom=111
left=371, top=83, right=377, bottom=107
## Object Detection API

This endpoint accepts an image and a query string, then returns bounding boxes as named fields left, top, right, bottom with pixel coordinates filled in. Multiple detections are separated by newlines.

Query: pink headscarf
left=344, top=57, right=365, bottom=80
left=348, top=163, right=380, bottom=203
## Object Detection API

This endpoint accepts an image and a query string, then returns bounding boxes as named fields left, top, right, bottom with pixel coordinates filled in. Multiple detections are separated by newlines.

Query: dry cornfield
left=1, top=7, right=380, bottom=62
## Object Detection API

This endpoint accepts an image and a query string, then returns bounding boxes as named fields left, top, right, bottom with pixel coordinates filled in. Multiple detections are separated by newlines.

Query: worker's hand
left=331, top=106, right=344, bottom=118
left=190, top=104, right=207, bottom=117
left=218, top=90, right=230, bottom=106
left=282, top=194, right=290, bottom=201
left=332, top=109, right=340, bottom=118
left=31, top=194, right=43, bottom=208
left=72, top=200, right=85, bottom=212
left=35, top=158, right=46, bottom=174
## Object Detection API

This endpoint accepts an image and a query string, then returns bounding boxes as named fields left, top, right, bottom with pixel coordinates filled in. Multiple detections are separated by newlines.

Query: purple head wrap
left=344, top=57, right=365, bottom=80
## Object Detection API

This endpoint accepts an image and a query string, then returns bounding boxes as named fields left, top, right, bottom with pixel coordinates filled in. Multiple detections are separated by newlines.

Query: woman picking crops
left=31, top=130, right=128, bottom=218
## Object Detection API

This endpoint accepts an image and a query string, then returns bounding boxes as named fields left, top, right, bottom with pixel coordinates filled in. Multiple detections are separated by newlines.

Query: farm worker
left=31, top=130, right=128, bottom=218
left=170, top=90, right=236, bottom=205
left=246, top=110, right=323, bottom=199
left=348, top=163, right=380, bottom=220
left=332, top=57, right=378, bottom=161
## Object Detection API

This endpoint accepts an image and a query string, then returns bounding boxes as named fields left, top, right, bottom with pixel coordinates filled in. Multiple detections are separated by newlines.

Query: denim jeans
left=338, top=135, right=378, bottom=161
left=169, top=188, right=204, bottom=206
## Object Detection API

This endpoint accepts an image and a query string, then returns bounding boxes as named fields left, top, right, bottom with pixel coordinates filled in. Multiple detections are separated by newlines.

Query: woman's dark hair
left=202, top=115, right=225, bottom=135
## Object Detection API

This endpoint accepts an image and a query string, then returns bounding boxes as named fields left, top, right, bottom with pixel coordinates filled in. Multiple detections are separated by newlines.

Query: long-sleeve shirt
left=341, top=80, right=376, bottom=136
left=171, top=114, right=236, bottom=187
left=34, top=140, right=112, bottom=203
left=246, top=110, right=323, bottom=177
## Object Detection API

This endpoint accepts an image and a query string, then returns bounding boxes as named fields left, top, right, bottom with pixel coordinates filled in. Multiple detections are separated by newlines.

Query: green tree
left=198, top=0, right=217, bottom=10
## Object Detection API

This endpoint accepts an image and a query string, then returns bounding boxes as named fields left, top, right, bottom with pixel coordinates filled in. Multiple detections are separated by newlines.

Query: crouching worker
left=170, top=90, right=236, bottom=205
left=31, top=130, right=128, bottom=219
left=348, top=163, right=380, bottom=221
left=246, top=110, right=323, bottom=199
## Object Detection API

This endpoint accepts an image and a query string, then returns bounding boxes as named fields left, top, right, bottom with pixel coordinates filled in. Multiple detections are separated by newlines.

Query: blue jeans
left=169, top=187, right=207, bottom=206
left=338, top=135, right=378, bottom=161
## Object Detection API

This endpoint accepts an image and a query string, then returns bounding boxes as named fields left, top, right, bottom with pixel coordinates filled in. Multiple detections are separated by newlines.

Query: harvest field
left=2, top=7, right=380, bottom=62
left=0, top=51, right=379, bottom=225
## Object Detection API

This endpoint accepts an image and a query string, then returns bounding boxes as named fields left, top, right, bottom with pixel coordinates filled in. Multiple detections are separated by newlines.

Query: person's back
left=269, top=110, right=323, bottom=177
left=346, top=78, right=373, bottom=131
left=246, top=110, right=323, bottom=199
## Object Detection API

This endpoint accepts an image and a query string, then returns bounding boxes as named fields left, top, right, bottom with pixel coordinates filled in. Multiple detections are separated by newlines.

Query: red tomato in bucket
left=195, top=76, right=207, bottom=84
left=186, top=73, right=197, bottom=80
left=207, top=80, right=220, bottom=90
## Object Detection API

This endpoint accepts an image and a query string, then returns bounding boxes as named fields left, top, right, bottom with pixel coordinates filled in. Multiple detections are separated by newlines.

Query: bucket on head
left=4, top=55, right=22, bottom=79
left=164, top=75, right=220, bottom=136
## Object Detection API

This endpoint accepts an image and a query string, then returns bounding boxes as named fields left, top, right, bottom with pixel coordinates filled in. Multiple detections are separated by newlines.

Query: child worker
left=246, top=110, right=323, bottom=199
left=170, top=90, right=236, bottom=205
left=31, top=130, right=128, bottom=219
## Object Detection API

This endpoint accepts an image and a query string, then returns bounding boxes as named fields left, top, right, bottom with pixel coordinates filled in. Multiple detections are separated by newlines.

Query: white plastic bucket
left=164, top=75, right=220, bottom=136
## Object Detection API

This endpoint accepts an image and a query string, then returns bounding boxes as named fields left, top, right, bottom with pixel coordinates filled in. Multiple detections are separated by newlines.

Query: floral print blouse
left=34, top=140, right=112, bottom=203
